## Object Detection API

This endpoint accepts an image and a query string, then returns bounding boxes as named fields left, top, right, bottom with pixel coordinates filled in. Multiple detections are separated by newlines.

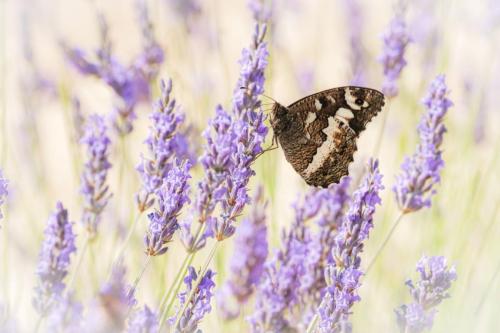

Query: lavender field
left=0, top=0, right=499, bottom=332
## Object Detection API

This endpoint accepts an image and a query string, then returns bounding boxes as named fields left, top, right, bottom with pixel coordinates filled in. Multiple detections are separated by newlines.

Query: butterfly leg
left=255, top=136, right=279, bottom=160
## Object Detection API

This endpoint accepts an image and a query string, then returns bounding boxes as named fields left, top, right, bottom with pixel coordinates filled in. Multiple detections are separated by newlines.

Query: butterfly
left=270, top=87, right=385, bottom=187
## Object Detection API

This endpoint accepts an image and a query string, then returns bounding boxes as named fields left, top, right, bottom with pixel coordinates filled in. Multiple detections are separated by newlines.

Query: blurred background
left=1, top=0, right=499, bottom=332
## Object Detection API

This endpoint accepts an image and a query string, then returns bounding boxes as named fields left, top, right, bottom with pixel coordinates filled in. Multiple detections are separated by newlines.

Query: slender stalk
left=475, top=258, right=500, bottom=315
left=372, top=99, right=391, bottom=158
left=305, top=313, right=319, bottom=333
left=67, top=234, right=90, bottom=293
left=172, top=242, right=219, bottom=331
left=129, top=255, right=152, bottom=297
left=112, top=211, right=143, bottom=265
left=366, top=212, right=405, bottom=274
left=34, top=315, right=43, bottom=333
left=158, top=251, right=195, bottom=329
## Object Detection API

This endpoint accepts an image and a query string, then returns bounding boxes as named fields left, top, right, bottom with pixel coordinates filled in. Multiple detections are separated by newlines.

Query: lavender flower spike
left=395, top=256, right=457, bottom=333
left=136, top=78, right=185, bottom=212
left=393, top=75, right=452, bottom=213
left=217, top=187, right=268, bottom=319
left=316, top=159, right=384, bottom=332
left=80, top=114, right=112, bottom=238
left=170, top=266, right=216, bottom=333
left=379, top=6, right=411, bottom=98
left=33, top=202, right=76, bottom=316
left=145, top=160, right=191, bottom=256
left=127, top=305, right=159, bottom=333
left=0, top=169, right=8, bottom=221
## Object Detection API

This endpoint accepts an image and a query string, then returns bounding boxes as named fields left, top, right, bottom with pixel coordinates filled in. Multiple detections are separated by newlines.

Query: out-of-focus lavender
left=395, top=256, right=457, bottom=333
left=136, top=79, right=186, bottom=212
left=0, top=169, right=7, bottom=221
left=145, top=160, right=191, bottom=257
left=45, top=294, right=83, bottom=333
left=249, top=177, right=352, bottom=332
left=127, top=305, right=159, bottom=333
left=316, top=159, right=384, bottom=332
left=217, top=187, right=268, bottom=319
left=181, top=23, right=268, bottom=250
left=248, top=0, right=273, bottom=22
left=393, top=75, right=453, bottom=213
left=33, top=202, right=76, bottom=316
left=170, top=266, right=215, bottom=333
left=71, top=97, right=86, bottom=142
left=379, top=5, right=411, bottom=98
left=80, top=114, right=112, bottom=239
left=340, top=0, right=366, bottom=85
left=86, top=262, right=137, bottom=332
left=63, top=9, right=164, bottom=135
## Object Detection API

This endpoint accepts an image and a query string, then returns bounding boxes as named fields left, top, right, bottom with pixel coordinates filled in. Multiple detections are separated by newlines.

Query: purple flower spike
left=136, top=79, right=186, bottom=212
left=89, top=262, right=137, bottom=332
left=46, top=294, right=83, bottom=332
left=395, top=256, right=457, bottom=333
left=145, top=160, right=191, bottom=256
left=379, top=6, right=411, bottom=98
left=217, top=187, right=268, bottom=319
left=182, top=22, right=268, bottom=250
left=393, top=75, right=452, bottom=213
left=63, top=11, right=164, bottom=135
left=127, top=305, right=159, bottom=333
left=316, top=159, right=384, bottom=332
left=80, top=114, right=112, bottom=239
left=170, top=267, right=216, bottom=333
left=33, top=202, right=76, bottom=316
left=0, top=169, right=8, bottom=221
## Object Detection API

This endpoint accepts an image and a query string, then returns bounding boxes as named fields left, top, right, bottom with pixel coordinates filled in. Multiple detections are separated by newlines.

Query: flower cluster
left=64, top=11, right=164, bottom=134
left=379, top=7, right=411, bottom=98
left=341, top=0, right=365, bottom=85
left=127, top=306, right=158, bottom=333
left=136, top=79, right=186, bottom=212
left=393, top=75, right=453, bottom=213
left=80, top=114, right=112, bottom=238
left=249, top=177, right=352, bottom=332
left=145, top=160, right=191, bottom=256
left=170, top=266, right=216, bottom=333
left=33, top=202, right=76, bottom=315
left=181, top=23, right=268, bottom=250
left=217, top=187, right=268, bottom=319
left=0, top=169, right=7, bottom=221
left=316, top=159, right=384, bottom=332
left=395, top=256, right=457, bottom=333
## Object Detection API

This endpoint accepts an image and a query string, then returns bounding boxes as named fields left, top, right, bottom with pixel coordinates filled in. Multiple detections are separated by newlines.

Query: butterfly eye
left=355, top=98, right=364, bottom=106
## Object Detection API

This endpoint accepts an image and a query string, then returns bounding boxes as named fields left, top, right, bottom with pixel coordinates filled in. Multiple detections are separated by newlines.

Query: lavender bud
left=316, top=159, right=383, bottom=332
left=217, top=187, right=268, bottom=319
left=127, top=305, right=159, bottom=333
left=136, top=79, right=186, bottom=212
left=0, top=169, right=8, bottom=222
left=379, top=5, right=411, bottom=98
left=170, top=267, right=215, bottom=333
left=393, top=75, right=453, bottom=213
left=33, top=202, right=76, bottom=316
left=395, top=256, right=457, bottom=333
left=145, top=160, right=191, bottom=256
left=80, top=114, right=112, bottom=238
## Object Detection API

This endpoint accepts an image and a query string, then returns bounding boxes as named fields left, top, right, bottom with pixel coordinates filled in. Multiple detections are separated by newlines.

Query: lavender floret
left=0, top=169, right=8, bottom=221
left=316, top=159, right=384, bottom=332
left=145, top=160, right=191, bottom=256
left=393, top=75, right=452, bottom=213
left=217, top=188, right=268, bottom=319
left=127, top=305, right=159, bottom=333
left=136, top=79, right=186, bottom=212
left=33, top=202, right=76, bottom=316
left=379, top=7, right=411, bottom=98
left=80, top=114, right=112, bottom=238
left=395, top=256, right=457, bottom=333
left=170, top=267, right=215, bottom=333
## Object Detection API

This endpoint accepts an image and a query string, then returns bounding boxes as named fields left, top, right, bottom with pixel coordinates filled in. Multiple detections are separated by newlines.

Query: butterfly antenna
left=239, top=86, right=278, bottom=104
